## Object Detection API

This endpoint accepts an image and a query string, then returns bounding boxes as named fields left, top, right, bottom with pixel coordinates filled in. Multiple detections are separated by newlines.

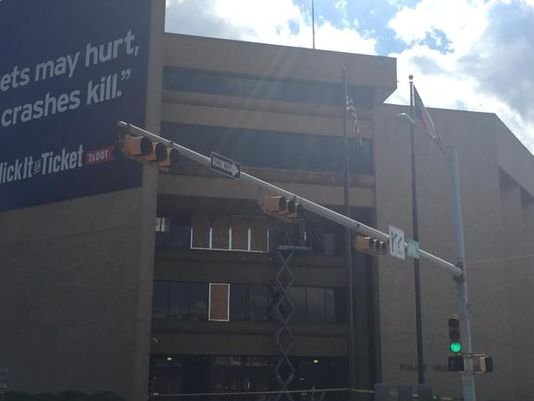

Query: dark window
left=249, top=286, right=270, bottom=321
left=230, top=284, right=248, bottom=321
left=170, top=222, right=191, bottom=249
left=150, top=355, right=345, bottom=396
left=168, top=282, right=188, bottom=319
left=152, top=281, right=208, bottom=320
left=155, top=215, right=191, bottom=249
left=153, top=282, right=345, bottom=324
left=307, top=287, right=325, bottom=323
left=288, top=287, right=307, bottom=323
left=325, top=288, right=335, bottom=323
left=163, top=67, right=373, bottom=108
left=290, top=357, right=348, bottom=391
left=155, top=217, right=171, bottom=248
left=287, top=287, right=346, bottom=324
left=189, top=283, right=209, bottom=320
left=229, top=284, right=271, bottom=322
left=334, top=288, right=347, bottom=323
left=152, top=281, right=169, bottom=319
left=161, top=123, right=372, bottom=175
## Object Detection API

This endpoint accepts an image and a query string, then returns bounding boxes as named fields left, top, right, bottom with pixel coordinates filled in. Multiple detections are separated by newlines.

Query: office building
left=1, top=3, right=533, bottom=400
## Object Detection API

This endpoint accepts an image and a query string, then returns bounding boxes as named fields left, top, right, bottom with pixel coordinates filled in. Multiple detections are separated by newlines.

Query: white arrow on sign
left=389, top=225, right=405, bottom=260
left=210, top=152, right=241, bottom=178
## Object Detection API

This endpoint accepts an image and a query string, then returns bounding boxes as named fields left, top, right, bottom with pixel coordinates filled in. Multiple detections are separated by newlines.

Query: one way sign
left=210, top=152, right=241, bottom=179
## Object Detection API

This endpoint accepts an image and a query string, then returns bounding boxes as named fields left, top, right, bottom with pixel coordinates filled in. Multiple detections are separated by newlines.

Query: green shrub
left=29, top=393, right=57, bottom=401
left=2, top=391, right=123, bottom=401
left=3, top=392, right=32, bottom=401
left=56, top=391, right=88, bottom=401
left=86, top=392, right=125, bottom=401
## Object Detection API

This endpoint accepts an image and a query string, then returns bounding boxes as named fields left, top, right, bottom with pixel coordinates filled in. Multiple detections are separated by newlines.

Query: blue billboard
left=0, top=0, right=152, bottom=211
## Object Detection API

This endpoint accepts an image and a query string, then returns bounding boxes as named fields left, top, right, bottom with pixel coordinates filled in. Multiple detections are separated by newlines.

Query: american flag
left=413, top=86, right=441, bottom=144
left=346, top=95, right=361, bottom=145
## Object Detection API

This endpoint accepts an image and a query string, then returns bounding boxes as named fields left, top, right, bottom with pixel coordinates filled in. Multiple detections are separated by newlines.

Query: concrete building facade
left=1, top=4, right=533, bottom=401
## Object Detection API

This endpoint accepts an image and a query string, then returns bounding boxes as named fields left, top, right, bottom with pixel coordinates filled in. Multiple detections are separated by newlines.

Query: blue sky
left=165, top=0, right=534, bottom=153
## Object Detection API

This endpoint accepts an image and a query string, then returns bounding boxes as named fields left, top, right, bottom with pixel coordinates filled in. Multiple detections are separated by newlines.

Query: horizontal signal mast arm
left=116, top=121, right=462, bottom=277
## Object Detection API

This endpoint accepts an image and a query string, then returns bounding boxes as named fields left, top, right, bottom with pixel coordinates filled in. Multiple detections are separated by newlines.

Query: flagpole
left=311, top=0, right=316, bottom=49
left=409, top=75, right=426, bottom=385
left=400, top=80, right=476, bottom=401
left=343, top=69, right=356, bottom=398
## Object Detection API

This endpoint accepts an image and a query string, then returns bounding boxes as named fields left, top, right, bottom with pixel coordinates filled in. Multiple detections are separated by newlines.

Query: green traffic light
left=450, top=341, right=462, bottom=353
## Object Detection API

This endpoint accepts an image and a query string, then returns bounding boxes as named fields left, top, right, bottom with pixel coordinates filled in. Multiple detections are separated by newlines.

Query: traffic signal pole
left=397, top=110, right=476, bottom=401
left=117, top=121, right=461, bottom=276
left=409, top=78, right=425, bottom=386
left=448, top=147, right=476, bottom=401
left=118, top=121, right=477, bottom=398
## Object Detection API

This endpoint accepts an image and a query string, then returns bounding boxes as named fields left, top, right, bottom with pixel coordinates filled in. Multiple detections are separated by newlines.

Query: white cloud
left=313, top=21, right=376, bottom=54
left=388, top=0, right=491, bottom=53
left=165, top=0, right=376, bottom=54
left=387, top=0, right=534, bottom=153
left=209, top=0, right=304, bottom=44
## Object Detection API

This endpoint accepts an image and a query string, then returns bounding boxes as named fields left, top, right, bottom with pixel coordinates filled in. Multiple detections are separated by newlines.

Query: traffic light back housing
left=122, top=134, right=152, bottom=157
left=263, top=196, right=288, bottom=214
left=118, top=132, right=181, bottom=173
left=159, top=148, right=181, bottom=172
left=480, top=356, right=494, bottom=373
left=142, top=141, right=167, bottom=162
left=448, top=355, right=464, bottom=372
left=261, top=195, right=302, bottom=222
left=353, top=235, right=387, bottom=255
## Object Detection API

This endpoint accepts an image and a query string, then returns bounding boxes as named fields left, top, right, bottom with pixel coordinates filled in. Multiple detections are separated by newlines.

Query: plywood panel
left=231, top=217, right=249, bottom=250
left=250, top=217, right=269, bottom=252
left=192, top=215, right=210, bottom=248
left=209, top=283, right=229, bottom=321
left=212, top=217, right=230, bottom=249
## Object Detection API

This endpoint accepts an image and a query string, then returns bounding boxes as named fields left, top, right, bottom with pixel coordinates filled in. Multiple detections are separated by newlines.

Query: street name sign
left=210, top=152, right=240, bottom=179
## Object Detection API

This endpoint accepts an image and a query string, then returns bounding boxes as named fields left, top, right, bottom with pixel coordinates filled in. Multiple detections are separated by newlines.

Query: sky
left=165, top=0, right=534, bottom=154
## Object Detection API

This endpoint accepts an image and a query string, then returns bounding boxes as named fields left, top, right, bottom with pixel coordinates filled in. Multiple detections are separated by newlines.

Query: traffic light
left=261, top=195, right=303, bottom=222
left=480, top=356, right=494, bottom=373
left=118, top=132, right=180, bottom=173
left=353, top=235, right=387, bottom=255
left=448, top=355, right=464, bottom=372
left=448, top=316, right=462, bottom=354
left=447, top=316, right=470, bottom=373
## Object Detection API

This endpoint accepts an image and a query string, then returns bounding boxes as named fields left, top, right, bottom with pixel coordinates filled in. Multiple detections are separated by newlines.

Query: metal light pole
left=408, top=76, right=426, bottom=385
left=395, top=113, right=477, bottom=401
left=448, top=147, right=476, bottom=401
left=342, top=69, right=356, bottom=398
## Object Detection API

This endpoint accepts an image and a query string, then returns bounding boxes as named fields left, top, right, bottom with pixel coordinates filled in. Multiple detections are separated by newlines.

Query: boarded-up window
left=250, top=217, right=269, bottom=252
left=211, top=217, right=230, bottom=249
left=231, top=217, right=249, bottom=250
left=192, top=215, right=210, bottom=248
left=209, top=283, right=230, bottom=321
left=191, top=215, right=269, bottom=253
